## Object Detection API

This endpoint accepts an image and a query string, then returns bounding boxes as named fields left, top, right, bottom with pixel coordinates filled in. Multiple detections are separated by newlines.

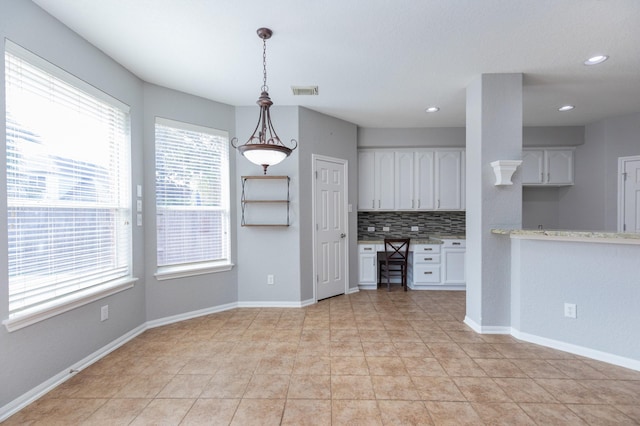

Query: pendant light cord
left=261, top=38, right=268, bottom=92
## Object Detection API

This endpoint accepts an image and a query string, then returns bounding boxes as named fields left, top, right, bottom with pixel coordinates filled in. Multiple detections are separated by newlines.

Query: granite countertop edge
left=358, top=235, right=465, bottom=245
left=491, top=228, right=640, bottom=241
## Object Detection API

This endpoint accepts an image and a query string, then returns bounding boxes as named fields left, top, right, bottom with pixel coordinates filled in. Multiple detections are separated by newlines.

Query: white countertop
left=492, top=228, right=640, bottom=245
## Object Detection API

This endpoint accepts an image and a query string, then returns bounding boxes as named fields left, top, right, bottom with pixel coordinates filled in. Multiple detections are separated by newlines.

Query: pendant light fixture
left=231, top=27, right=298, bottom=175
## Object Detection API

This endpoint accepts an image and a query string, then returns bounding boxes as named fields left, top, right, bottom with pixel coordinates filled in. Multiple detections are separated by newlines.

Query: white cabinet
left=522, top=148, right=574, bottom=186
left=358, top=148, right=463, bottom=211
left=435, top=150, right=465, bottom=210
left=410, top=244, right=441, bottom=288
left=442, top=239, right=466, bottom=286
left=358, top=150, right=395, bottom=210
left=358, top=244, right=378, bottom=288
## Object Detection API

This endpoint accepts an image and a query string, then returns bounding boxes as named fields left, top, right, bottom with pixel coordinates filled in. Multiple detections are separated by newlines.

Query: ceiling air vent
left=291, top=85, right=319, bottom=96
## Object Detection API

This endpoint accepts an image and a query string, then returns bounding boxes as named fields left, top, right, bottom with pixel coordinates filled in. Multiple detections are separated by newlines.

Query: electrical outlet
left=100, top=305, right=109, bottom=321
left=367, top=227, right=375, bottom=232
left=267, top=274, right=275, bottom=285
left=564, top=303, right=577, bottom=319
left=383, top=226, right=390, bottom=232
left=411, top=226, right=419, bottom=231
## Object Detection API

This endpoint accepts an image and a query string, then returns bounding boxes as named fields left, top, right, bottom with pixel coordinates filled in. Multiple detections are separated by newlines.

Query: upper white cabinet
left=435, top=150, right=465, bottom=210
left=522, top=148, right=574, bottom=186
left=358, top=150, right=395, bottom=210
left=358, top=148, right=464, bottom=211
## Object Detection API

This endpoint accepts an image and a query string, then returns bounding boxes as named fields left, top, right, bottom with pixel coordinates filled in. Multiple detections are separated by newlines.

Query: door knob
left=340, top=233, right=346, bottom=238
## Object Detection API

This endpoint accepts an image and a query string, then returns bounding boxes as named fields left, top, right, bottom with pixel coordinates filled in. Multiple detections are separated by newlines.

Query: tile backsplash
left=358, top=211, right=466, bottom=240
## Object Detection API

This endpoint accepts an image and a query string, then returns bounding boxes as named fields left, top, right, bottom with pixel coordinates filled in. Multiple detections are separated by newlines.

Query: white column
left=465, top=74, right=523, bottom=331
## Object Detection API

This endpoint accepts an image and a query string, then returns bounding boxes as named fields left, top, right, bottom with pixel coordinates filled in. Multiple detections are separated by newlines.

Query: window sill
left=3, top=277, right=138, bottom=332
left=155, top=262, right=235, bottom=281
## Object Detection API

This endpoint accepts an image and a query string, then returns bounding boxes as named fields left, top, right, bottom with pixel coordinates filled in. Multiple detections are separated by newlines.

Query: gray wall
left=522, top=188, right=560, bottom=229
left=235, top=106, right=302, bottom=303
left=512, top=238, right=640, bottom=362
left=299, top=108, right=359, bottom=296
left=143, top=84, right=238, bottom=320
left=0, top=0, right=146, bottom=408
left=559, top=113, right=640, bottom=231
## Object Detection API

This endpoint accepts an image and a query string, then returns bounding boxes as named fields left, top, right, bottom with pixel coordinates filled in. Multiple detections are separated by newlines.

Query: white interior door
left=314, top=156, right=348, bottom=300
left=620, top=156, right=640, bottom=232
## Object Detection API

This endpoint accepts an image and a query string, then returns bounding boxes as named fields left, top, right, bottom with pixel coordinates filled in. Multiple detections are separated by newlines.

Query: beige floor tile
left=330, top=340, right=364, bottom=356
left=363, top=341, right=400, bottom=356
left=200, top=372, right=251, bottom=398
left=281, top=399, right=332, bottom=426
left=114, top=374, right=174, bottom=398
left=287, top=374, right=331, bottom=399
left=458, top=343, right=504, bottom=358
left=535, top=378, right=608, bottom=404
left=402, top=357, right=447, bottom=377
left=437, top=357, right=486, bottom=377
left=129, top=398, right=195, bottom=425
left=156, top=374, right=212, bottom=399
left=230, top=398, right=285, bottom=426
left=426, top=343, right=470, bottom=359
left=331, top=375, right=376, bottom=399
left=493, top=378, right=557, bottom=403
left=332, top=399, right=383, bottom=425
left=293, top=355, right=331, bottom=375
left=180, top=398, right=240, bottom=426
left=243, top=374, right=290, bottom=399
left=580, top=379, right=640, bottom=405
left=393, top=342, right=433, bottom=358
left=371, top=375, right=421, bottom=400
left=412, top=377, right=466, bottom=401
left=511, top=359, right=568, bottom=379
left=616, top=404, right=640, bottom=423
left=424, top=401, right=483, bottom=425
left=545, top=359, right=609, bottom=379
left=518, top=403, right=588, bottom=425
left=367, top=356, right=409, bottom=376
left=254, top=355, right=295, bottom=375
left=331, top=356, right=370, bottom=375
left=471, top=402, right=536, bottom=425
left=377, top=400, right=433, bottom=425
left=81, top=398, right=151, bottom=425
left=566, top=403, right=637, bottom=425
left=452, top=377, right=512, bottom=402
left=473, top=358, right=527, bottom=378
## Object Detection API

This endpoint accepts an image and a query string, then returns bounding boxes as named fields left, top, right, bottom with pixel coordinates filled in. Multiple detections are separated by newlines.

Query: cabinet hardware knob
left=424, top=258, right=432, bottom=261
left=424, top=271, right=432, bottom=274
left=453, top=242, right=460, bottom=246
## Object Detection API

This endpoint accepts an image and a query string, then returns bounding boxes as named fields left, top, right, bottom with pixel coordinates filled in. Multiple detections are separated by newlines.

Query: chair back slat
left=384, top=238, right=410, bottom=261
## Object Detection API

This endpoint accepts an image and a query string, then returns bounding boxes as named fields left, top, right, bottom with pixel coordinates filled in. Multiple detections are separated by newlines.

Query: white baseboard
left=0, top=324, right=146, bottom=422
left=146, top=302, right=238, bottom=329
left=346, top=287, right=360, bottom=295
left=511, top=328, right=640, bottom=372
left=463, top=316, right=510, bottom=334
left=237, top=300, right=311, bottom=308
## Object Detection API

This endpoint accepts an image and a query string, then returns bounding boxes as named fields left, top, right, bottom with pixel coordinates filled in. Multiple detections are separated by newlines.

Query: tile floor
left=4, top=289, right=640, bottom=425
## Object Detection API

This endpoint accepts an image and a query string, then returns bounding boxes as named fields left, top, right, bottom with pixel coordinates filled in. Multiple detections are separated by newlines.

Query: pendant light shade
left=231, top=28, right=298, bottom=175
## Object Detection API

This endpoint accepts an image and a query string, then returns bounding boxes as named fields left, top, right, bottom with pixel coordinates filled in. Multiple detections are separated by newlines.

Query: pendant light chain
left=262, top=38, right=268, bottom=92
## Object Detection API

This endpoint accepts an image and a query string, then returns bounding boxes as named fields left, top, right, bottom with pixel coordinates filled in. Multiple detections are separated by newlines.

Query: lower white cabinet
left=442, top=239, right=466, bottom=285
left=358, top=241, right=466, bottom=289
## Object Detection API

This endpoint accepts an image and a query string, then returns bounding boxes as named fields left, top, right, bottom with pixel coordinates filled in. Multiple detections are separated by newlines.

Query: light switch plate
left=367, top=227, right=375, bottom=232
left=383, top=226, right=390, bottom=232
left=411, top=226, right=419, bottom=231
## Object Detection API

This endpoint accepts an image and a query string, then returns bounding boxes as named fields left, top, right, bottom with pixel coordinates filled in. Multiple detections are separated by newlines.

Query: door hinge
left=622, top=172, right=628, bottom=181
left=316, top=274, right=319, bottom=282
left=315, top=171, right=318, bottom=179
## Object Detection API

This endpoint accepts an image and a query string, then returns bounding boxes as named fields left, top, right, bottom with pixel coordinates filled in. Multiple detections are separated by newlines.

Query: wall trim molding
left=463, top=316, right=511, bottom=334
left=511, top=328, right=640, bottom=372
left=0, top=324, right=146, bottom=422
left=146, top=302, right=238, bottom=329
left=237, top=300, right=312, bottom=308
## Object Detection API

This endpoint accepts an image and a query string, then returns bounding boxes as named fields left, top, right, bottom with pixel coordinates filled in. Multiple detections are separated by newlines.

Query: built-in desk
left=358, top=238, right=466, bottom=290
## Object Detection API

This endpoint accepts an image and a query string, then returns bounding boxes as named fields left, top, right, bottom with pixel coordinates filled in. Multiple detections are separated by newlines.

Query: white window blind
left=5, top=42, right=132, bottom=321
left=155, top=118, right=230, bottom=271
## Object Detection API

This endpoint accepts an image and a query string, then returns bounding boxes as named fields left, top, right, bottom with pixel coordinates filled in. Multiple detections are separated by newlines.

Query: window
left=155, top=118, right=231, bottom=279
left=4, top=41, right=133, bottom=330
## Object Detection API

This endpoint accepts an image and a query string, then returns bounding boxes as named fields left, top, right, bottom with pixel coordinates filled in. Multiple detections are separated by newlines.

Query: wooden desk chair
left=378, top=238, right=410, bottom=291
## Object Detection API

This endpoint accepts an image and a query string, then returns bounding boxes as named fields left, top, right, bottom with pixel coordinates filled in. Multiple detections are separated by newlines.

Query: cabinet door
left=358, top=151, right=375, bottom=210
left=435, top=150, right=463, bottom=210
left=414, top=150, right=435, bottom=210
left=395, top=150, right=415, bottom=210
left=443, top=249, right=465, bottom=284
left=358, top=253, right=377, bottom=284
left=521, top=150, right=544, bottom=184
left=545, top=149, right=573, bottom=185
left=374, top=151, right=395, bottom=210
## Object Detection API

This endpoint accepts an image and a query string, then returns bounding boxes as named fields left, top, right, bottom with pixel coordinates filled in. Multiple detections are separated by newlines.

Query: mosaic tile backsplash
left=358, top=211, right=466, bottom=240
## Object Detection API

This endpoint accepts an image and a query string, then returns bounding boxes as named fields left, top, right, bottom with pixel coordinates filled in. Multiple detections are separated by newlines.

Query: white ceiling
left=32, top=0, right=640, bottom=128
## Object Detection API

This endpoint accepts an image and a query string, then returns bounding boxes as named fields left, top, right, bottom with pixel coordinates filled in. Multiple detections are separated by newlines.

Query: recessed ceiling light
left=584, top=55, right=608, bottom=65
left=558, top=105, right=575, bottom=112
left=425, top=107, right=440, bottom=113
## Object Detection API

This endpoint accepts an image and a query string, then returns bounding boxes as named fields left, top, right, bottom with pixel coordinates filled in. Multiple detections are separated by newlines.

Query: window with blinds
left=4, top=41, right=133, bottom=324
left=155, top=118, right=230, bottom=275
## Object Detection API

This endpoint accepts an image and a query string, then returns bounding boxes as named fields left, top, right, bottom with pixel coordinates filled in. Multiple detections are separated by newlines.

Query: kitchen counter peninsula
left=493, top=227, right=640, bottom=370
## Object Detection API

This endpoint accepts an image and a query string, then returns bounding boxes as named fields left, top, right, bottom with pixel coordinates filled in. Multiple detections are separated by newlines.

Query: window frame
left=3, top=40, right=136, bottom=332
left=154, top=117, right=233, bottom=280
